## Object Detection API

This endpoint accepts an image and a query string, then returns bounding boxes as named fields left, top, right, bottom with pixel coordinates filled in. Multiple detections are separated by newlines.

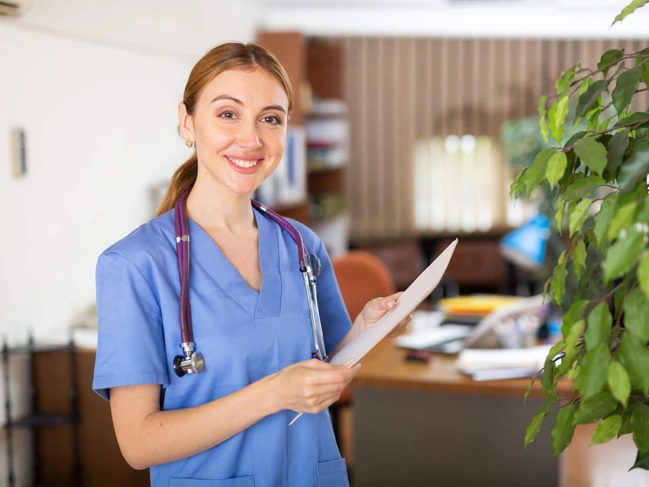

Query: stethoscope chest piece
left=173, top=350, right=205, bottom=377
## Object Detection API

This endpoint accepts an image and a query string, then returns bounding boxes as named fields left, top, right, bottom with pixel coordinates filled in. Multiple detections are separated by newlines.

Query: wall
left=0, top=0, right=260, bottom=343
left=0, top=1, right=260, bottom=485
left=259, top=0, right=649, bottom=37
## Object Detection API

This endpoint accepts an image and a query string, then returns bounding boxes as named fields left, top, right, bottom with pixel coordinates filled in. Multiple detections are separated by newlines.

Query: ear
left=178, top=103, right=195, bottom=143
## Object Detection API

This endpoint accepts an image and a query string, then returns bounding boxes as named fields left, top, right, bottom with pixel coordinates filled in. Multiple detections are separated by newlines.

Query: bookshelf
left=256, top=33, right=350, bottom=256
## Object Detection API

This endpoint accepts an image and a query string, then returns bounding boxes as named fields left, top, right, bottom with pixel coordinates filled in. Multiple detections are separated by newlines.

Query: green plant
left=512, top=0, right=649, bottom=469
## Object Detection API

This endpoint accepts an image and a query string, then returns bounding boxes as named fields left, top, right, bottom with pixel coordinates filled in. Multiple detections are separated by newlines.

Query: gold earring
left=185, top=139, right=194, bottom=148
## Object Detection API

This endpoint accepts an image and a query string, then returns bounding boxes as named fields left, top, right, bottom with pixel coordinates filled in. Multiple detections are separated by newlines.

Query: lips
left=224, top=155, right=263, bottom=174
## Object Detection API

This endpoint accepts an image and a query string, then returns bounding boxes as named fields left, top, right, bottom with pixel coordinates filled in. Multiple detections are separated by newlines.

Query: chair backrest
left=332, top=250, right=397, bottom=322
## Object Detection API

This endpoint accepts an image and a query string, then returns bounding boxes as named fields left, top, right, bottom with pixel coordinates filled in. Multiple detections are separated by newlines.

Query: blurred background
left=1, top=1, right=648, bottom=486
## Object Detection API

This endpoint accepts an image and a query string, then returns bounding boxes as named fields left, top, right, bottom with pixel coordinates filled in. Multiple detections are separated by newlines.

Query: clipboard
left=329, top=238, right=458, bottom=366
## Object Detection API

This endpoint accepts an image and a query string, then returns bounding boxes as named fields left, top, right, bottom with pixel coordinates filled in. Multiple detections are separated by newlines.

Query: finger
left=318, top=392, right=343, bottom=408
left=387, top=291, right=404, bottom=301
left=301, top=359, right=337, bottom=370
left=364, top=297, right=397, bottom=320
left=309, top=363, right=360, bottom=385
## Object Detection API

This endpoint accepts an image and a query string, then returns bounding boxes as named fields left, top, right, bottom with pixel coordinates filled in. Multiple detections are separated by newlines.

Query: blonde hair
left=155, top=42, right=293, bottom=216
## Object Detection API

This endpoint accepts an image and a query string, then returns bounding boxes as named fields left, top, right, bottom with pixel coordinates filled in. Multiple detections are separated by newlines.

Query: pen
left=289, top=412, right=303, bottom=426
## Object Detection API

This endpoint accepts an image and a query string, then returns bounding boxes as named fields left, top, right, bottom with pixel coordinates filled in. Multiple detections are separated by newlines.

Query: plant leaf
left=639, top=252, right=649, bottom=300
left=598, top=49, right=625, bottom=77
left=524, top=148, right=556, bottom=194
left=552, top=263, right=568, bottom=306
left=546, top=152, right=568, bottom=187
left=632, top=401, right=649, bottom=455
left=612, top=67, right=642, bottom=115
left=576, top=80, right=606, bottom=118
left=549, top=95, right=570, bottom=144
left=575, top=342, right=612, bottom=400
left=636, top=48, right=649, bottom=86
left=612, top=0, right=649, bottom=26
left=566, top=131, right=588, bottom=147
left=556, top=65, right=578, bottom=96
left=562, top=300, right=588, bottom=337
left=555, top=200, right=566, bottom=234
left=607, top=129, right=630, bottom=179
left=593, top=194, right=619, bottom=248
left=615, top=111, right=649, bottom=130
left=637, top=197, right=649, bottom=222
left=572, top=237, right=587, bottom=279
left=602, top=226, right=646, bottom=283
left=619, top=333, right=649, bottom=396
left=569, top=198, right=592, bottom=237
left=620, top=409, right=634, bottom=437
left=607, top=201, right=639, bottom=241
left=525, top=396, right=558, bottom=447
left=574, top=138, right=608, bottom=176
left=538, top=95, right=549, bottom=143
left=631, top=450, right=649, bottom=471
left=617, top=142, right=649, bottom=194
left=575, top=390, right=619, bottom=424
left=560, top=319, right=584, bottom=377
left=624, top=288, right=649, bottom=343
left=591, top=414, right=623, bottom=445
left=551, top=403, right=577, bottom=456
left=525, top=409, right=547, bottom=448
left=608, top=360, right=631, bottom=407
left=541, top=358, right=557, bottom=397
left=585, top=302, right=613, bottom=349
left=563, top=175, right=606, bottom=201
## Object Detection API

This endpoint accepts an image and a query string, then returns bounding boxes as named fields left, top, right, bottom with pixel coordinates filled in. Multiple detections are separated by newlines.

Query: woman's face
left=179, top=67, right=289, bottom=196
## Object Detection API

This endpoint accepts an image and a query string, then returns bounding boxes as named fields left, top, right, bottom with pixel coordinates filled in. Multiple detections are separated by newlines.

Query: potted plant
left=513, top=0, right=649, bottom=469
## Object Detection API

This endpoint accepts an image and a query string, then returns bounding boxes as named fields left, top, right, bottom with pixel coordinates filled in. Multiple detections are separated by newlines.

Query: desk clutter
left=395, top=294, right=553, bottom=380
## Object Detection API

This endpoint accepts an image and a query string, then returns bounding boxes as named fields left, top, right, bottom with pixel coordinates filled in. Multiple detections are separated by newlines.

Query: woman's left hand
left=358, top=292, right=412, bottom=339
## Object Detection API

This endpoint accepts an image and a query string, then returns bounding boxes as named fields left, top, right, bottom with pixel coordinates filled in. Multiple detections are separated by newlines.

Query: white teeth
left=228, top=156, right=259, bottom=168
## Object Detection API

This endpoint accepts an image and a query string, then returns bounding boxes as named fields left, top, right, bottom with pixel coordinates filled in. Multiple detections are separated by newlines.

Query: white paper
left=329, top=239, right=458, bottom=366
left=394, top=325, right=471, bottom=350
left=456, top=345, right=552, bottom=373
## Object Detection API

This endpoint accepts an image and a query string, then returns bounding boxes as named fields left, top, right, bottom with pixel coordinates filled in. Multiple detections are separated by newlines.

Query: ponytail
left=155, top=153, right=198, bottom=216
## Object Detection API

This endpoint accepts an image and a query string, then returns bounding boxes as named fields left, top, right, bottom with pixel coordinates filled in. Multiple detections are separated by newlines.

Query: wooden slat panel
left=341, top=36, right=649, bottom=240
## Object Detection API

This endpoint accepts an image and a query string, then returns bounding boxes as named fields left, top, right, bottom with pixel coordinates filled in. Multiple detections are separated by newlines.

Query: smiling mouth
left=225, top=156, right=261, bottom=168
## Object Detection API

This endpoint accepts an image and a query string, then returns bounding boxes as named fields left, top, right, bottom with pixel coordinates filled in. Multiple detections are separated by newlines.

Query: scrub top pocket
left=317, top=458, right=350, bottom=487
left=169, top=475, right=255, bottom=487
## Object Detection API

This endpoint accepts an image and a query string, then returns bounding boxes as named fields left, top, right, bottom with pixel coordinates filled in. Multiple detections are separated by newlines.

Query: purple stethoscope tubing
left=172, top=188, right=328, bottom=377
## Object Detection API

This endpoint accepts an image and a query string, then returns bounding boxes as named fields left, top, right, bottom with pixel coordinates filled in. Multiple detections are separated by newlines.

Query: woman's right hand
left=270, top=359, right=360, bottom=414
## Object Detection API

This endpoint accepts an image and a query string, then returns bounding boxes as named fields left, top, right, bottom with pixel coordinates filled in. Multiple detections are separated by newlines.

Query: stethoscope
left=173, top=188, right=328, bottom=377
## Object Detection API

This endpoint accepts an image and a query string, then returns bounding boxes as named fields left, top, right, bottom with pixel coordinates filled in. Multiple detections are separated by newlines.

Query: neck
left=185, top=177, right=256, bottom=235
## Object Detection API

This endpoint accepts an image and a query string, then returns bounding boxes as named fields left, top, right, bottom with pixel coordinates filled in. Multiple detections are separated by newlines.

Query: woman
left=93, top=42, right=409, bottom=487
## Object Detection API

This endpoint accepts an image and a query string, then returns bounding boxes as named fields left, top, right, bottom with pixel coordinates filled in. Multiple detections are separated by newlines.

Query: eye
left=218, top=110, right=237, bottom=120
left=262, top=115, right=283, bottom=126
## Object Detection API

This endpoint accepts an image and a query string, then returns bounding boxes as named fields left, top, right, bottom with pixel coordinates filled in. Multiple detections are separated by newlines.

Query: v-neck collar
left=172, top=207, right=282, bottom=319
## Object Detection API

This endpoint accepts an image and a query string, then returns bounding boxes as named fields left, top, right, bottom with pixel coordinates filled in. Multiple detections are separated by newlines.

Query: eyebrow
left=210, top=94, right=287, bottom=114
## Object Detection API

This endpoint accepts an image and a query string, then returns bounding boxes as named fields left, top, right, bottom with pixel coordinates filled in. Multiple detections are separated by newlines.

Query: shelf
left=5, top=343, right=74, bottom=354
left=5, top=413, right=74, bottom=429
left=307, top=164, right=347, bottom=175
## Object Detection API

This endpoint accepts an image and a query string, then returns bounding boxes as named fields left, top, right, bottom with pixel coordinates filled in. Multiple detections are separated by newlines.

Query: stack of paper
left=457, top=345, right=552, bottom=382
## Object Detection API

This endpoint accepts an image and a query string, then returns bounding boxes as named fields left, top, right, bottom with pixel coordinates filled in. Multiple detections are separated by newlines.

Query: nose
left=237, top=120, right=263, bottom=151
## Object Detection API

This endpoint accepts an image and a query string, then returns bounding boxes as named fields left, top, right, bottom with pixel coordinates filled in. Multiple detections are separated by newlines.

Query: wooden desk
left=351, top=340, right=566, bottom=487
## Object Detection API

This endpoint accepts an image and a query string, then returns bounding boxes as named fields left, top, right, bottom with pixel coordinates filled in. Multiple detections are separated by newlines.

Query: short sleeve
left=313, top=240, right=353, bottom=353
left=92, top=251, right=169, bottom=400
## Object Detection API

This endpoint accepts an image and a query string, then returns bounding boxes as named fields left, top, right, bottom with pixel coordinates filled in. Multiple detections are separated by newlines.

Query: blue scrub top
left=93, top=208, right=353, bottom=487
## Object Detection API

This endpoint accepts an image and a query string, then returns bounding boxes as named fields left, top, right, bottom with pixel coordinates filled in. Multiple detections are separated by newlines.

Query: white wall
left=259, top=0, right=649, bottom=37
left=0, top=1, right=261, bottom=485
left=0, top=0, right=261, bottom=345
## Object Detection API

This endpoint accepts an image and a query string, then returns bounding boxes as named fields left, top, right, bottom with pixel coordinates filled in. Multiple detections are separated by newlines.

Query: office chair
left=330, top=251, right=396, bottom=453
